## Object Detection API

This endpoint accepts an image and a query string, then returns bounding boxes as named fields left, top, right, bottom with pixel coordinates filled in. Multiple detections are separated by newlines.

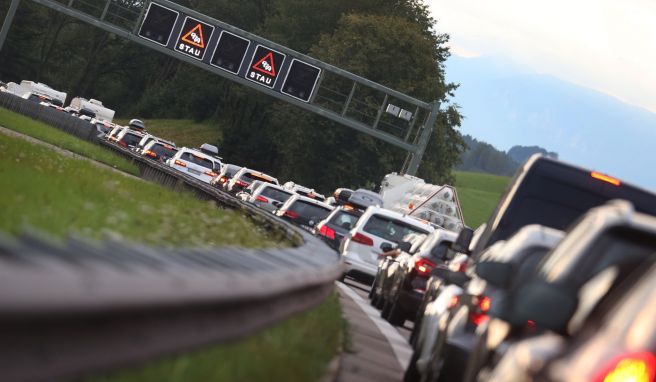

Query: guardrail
left=0, top=91, right=343, bottom=382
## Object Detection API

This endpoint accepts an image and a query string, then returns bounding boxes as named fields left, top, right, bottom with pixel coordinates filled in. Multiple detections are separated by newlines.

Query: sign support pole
left=0, top=0, right=21, bottom=52
left=404, top=100, right=440, bottom=176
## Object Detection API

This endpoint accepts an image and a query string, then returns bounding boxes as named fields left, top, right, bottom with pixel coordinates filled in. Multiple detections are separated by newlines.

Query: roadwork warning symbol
left=175, top=16, right=214, bottom=60
left=246, top=45, right=286, bottom=88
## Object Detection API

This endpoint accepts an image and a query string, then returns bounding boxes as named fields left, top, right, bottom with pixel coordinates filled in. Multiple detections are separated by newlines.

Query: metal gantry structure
left=0, top=0, right=441, bottom=174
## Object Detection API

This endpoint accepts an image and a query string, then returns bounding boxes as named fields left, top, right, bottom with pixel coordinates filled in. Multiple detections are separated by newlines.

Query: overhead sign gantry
left=0, top=0, right=441, bottom=175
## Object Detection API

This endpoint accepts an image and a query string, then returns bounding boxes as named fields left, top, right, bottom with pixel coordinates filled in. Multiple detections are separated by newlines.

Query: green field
left=454, top=171, right=510, bottom=229
left=115, top=119, right=220, bottom=148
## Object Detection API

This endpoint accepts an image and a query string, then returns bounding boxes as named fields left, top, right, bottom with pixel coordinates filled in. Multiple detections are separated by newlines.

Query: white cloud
left=428, top=0, right=656, bottom=112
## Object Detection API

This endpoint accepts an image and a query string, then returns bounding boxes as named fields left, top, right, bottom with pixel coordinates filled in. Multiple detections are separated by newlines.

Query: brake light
left=468, top=295, right=491, bottom=326
left=236, top=180, right=248, bottom=187
left=351, top=232, right=374, bottom=246
left=415, top=258, right=436, bottom=277
left=256, top=195, right=269, bottom=203
left=319, top=225, right=336, bottom=239
left=144, top=150, right=157, bottom=158
left=457, top=262, right=468, bottom=272
left=283, top=210, right=299, bottom=219
left=219, top=176, right=228, bottom=183
left=174, top=159, right=187, bottom=167
left=118, top=140, right=128, bottom=148
left=447, top=295, right=460, bottom=309
left=593, top=352, right=656, bottom=382
left=591, top=171, right=621, bottom=186
left=205, top=171, right=218, bottom=177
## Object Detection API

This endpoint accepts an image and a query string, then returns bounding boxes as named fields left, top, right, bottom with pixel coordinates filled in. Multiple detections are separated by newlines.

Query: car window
left=329, top=210, right=360, bottom=230
left=180, top=152, right=214, bottom=169
left=121, top=132, right=143, bottom=147
left=289, top=201, right=332, bottom=222
left=151, top=143, right=177, bottom=158
left=260, top=187, right=293, bottom=202
left=363, top=214, right=430, bottom=243
left=224, top=166, right=241, bottom=178
left=427, top=241, right=452, bottom=262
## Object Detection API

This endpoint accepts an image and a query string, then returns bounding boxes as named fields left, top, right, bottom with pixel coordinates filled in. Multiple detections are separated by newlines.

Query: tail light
left=447, top=295, right=460, bottom=309
left=256, top=195, right=269, bottom=203
left=415, top=258, right=436, bottom=277
left=283, top=210, right=299, bottom=219
left=591, top=171, right=621, bottom=186
left=319, top=225, right=336, bottom=239
left=236, top=180, right=248, bottom=187
left=174, top=159, right=187, bottom=167
left=593, top=352, right=656, bottom=382
left=468, top=295, right=491, bottom=326
left=205, top=171, right=218, bottom=177
left=457, top=261, right=468, bottom=272
left=144, top=150, right=157, bottom=158
left=219, top=176, right=228, bottom=183
left=351, top=232, right=373, bottom=246
left=118, top=140, right=128, bottom=148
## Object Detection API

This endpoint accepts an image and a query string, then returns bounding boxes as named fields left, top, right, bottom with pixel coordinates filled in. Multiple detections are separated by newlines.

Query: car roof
left=285, top=194, right=333, bottom=209
left=179, top=147, right=221, bottom=162
left=362, top=206, right=436, bottom=231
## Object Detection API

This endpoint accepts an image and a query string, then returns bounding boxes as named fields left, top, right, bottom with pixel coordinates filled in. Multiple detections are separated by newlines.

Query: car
left=339, top=206, right=434, bottom=284
left=210, top=164, right=242, bottom=189
left=275, top=194, right=334, bottom=231
left=244, top=183, right=294, bottom=213
left=404, top=224, right=564, bottom=382
left=283, top=181, right=326, bottom=201
left=314, top=206, right=365, bottom=251
left=105, top=125, right=125, bottom=142
left=133, top=133, right=175, bottom=155
left=334, top=187, right=384, bottom=208
left=91, top=119, right=117, bottom=137
left=167, top=147, right=222, bottom=184
left=114, top=128, right=146, bottom=150
left=377, top=228, right=458, bottom=327
left=141, top=140, right=178, bottom=163
left=225, top=167, right=279, bottom=194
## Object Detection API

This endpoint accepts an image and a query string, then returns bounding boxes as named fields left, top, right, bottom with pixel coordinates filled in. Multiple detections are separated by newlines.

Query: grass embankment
left=0, top=132, right=277, bottom=247
left=454, top=171, right=510, bottom=229
left=0, top=108, right=139, bottom=176
left=89, top=293, right=343, bottom=382
left=114, top=119, right=220, bottom=148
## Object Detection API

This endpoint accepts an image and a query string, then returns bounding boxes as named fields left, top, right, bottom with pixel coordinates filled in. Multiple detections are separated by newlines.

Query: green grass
left=0, top=108, right=139, bottom=176
left=0, top=132, right=279, bottom=248
left=115, top=119, right=221, bottom=148
left=453, top=171, right=510, bottom=229
left=87, top=293, right=344, bottom=382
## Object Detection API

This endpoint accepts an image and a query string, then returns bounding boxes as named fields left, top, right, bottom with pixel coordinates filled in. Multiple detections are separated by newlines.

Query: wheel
left=386, top=297, right=407, bottom=326
left=403, top=350, right=421, bottom=382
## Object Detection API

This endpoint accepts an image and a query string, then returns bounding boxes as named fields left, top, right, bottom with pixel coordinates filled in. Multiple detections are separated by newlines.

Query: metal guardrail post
left=0, top=0, right=21, bottom=52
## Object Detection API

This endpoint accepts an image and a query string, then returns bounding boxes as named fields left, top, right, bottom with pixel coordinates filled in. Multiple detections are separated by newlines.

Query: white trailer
left=18, top=80, right=67, bottom=105
left=69, top=97, right=115, bottom=122
left=379, top=172, right=465, bottom=232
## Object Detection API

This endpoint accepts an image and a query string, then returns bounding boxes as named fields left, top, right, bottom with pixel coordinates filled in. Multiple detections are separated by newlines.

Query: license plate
left=188, top=168, right=201, bottom=175
left=300, top=225, right=312, bottom=231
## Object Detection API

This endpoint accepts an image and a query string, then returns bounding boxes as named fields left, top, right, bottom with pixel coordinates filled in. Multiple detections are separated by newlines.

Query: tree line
left=0, top=0, right=464, bottom=192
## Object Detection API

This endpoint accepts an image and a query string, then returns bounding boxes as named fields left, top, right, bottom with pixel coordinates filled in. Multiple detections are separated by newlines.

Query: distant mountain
left=457, top=135, right=558, bottom=176
left=445, top=55, right=656, bottom=191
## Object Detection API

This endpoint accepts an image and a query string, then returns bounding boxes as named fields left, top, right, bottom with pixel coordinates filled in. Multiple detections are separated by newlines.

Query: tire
left=387, top=297, right=406, bottom=326
left=403, top=350, right=421, bottom=382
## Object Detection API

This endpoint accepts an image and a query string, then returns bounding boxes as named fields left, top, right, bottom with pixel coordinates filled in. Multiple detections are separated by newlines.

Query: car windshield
left=151, top=143, right=177, bottom=158
left=51, top=99, right=63, bottom=107
left=289, top=201, right=332, bottom=222
left=260, top=186, right=293, bottom=202
left=363, top=214, right=430, bottom=243
left=180, top=152, right=214, bottom=169
left=121, top=132, right=143, bottom=147
left=328, top=210, right=361, bottom=230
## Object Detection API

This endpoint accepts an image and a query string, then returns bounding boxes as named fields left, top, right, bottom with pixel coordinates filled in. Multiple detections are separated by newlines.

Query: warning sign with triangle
left=245, top=45, right=286, bottom=89
left=252, top=52, right=276, bottom=76
left=175, top=16, right=214, bottom=60
left=181, top=23, right=205, bottom=48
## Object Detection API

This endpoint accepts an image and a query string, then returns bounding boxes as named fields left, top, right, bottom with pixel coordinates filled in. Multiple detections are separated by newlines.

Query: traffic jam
left=4, top=78, right=656, bottom=382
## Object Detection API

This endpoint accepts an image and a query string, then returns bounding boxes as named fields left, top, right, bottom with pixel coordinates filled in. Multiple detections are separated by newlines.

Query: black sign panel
left=175, top=16, right=214, bottom=60
left=210, top=31, right=250, bottom=74
left=281, top=59, right=321, bottom=102
left=245, top=45, right=286, bottom=88
left=138, top=3, right=179, bottom=46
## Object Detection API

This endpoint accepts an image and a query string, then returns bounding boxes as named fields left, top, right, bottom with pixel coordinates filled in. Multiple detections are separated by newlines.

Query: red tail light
left=351, top=232, right=373, bottom=246
left=236, top=180, right=248, bottom=187
left=447, top=295, right=460, bottom=309
left=593, top=352, right=656, bottom=382
left=457, top=261, right=468, bottom=272
left=205, top=171, right=218, bottom=177
left=283, top=210, right=299, bottom=219
left=468, top=295, right=491, bottom=326
left=415, top=258, right=436, bottom=277
left=256, top=195, right=269, bottom=203
left=219, top=176, right=228, bottom=183
left=174, top=159, right=187, bottom=167
left=319, top=225, right=336, bottom=239
left=144, top=150, right=157, bottom=158
left=118, top=140, right=128, bottom=148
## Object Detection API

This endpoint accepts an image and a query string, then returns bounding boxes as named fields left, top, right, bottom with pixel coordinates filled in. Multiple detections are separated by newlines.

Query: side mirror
left=397, top=241, right=412, bottom=253
left=510, top=280, right=577, bottom=331
left=451, top=227, right=474, bottom=254
left=380, top=243, right=394, bottom=253
left=476, top=261, right=513, bottom=288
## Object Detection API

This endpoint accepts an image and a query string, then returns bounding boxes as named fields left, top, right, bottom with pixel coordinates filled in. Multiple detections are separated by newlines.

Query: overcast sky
left=427, top=0, right=656, bottom=113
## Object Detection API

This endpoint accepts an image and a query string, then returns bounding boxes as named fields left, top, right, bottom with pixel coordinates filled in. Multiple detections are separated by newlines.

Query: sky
left=427, top=0, right=656, bottom=113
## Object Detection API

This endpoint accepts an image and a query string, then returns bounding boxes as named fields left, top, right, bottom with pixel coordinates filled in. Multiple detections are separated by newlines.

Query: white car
left=247, top=183, right=295, bottom=213
left=168, top=147, right=222, bottom=183
left=226, top=167, right=279, bottom=194
left=340, top=206, right=434, bottom=283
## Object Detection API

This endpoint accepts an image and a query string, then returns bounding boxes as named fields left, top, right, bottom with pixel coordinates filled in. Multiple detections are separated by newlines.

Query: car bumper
left=439, top=330, right=478, bottom=381
left=342, top=251, right=377, bottom=283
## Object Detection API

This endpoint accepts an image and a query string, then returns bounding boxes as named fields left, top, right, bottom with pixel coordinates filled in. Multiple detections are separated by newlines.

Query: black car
left=314, top=207, right=364, bottom=251
left=275, top=195, right=334, bottom=231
